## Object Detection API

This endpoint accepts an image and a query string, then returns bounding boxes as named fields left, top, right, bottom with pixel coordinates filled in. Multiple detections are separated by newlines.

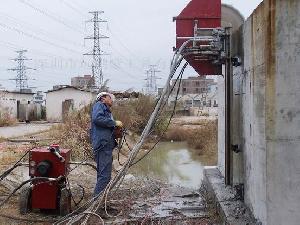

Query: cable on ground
left=54, top=39, right=195, bottom=225
left=0, top=145, right=36, bottom=182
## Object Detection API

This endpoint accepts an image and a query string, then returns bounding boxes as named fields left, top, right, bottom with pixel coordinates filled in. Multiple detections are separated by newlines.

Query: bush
left=165, top=119, right=218, bottom=154
left=0, top=109, right=17, bottom=127
left=50, top=95, right=169, bottom=159
left=41, top=106, right=46, bottom=120
left=50, top=104, right=92, bottom=160
left=112, top=95, right=171, bottom=135
left=187, top=121, right=217, bottom=150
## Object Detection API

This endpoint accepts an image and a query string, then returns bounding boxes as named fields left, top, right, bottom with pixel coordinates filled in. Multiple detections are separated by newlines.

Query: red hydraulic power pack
left=20, top=144, right=71, bottom=215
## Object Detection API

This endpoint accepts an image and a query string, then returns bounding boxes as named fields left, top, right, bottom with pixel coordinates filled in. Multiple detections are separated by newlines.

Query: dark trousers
left=93, top=146, right=113, bottom=197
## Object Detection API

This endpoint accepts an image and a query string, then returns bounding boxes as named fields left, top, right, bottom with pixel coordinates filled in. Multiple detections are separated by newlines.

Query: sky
left=0, top=0, right=263, bottom=92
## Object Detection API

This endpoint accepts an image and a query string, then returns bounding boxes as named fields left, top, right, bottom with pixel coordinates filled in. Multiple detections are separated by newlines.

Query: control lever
left=49, top=147, right=65, bottom=162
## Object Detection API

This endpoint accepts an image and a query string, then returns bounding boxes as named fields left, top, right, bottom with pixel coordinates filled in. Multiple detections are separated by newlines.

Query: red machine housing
left=29, top=146, right=71, bottom=210
left=175, top=0, right=222, bottom=75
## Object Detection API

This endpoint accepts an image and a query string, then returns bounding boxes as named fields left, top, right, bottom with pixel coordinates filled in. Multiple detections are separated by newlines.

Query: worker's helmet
left=96, top=92, right=115, bottom=102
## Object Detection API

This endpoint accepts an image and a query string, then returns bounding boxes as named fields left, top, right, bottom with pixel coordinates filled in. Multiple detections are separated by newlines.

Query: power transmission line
left=110, top=60, right=141, bottom=80
left=106, top=24, right=145, bottom=68
left=84, top=11, right=109, bottom=88
left=67, top=0, right=91, bottom=13
left=0, top=40, right=87, bottom=65
left=50, top=4, right=146, bottom=74
left=59, top=0, right=86, bottom=17
left=0, top=21, right=81, bottom=54
left=108, top=43, right=145, bottom=74
left=8, top=50, right=35, bottom=91
left=145, top=65, right=161, bottom=95
left=0, top=10, right=84, bottom=48
left=18, top=0, right=83, bottom=34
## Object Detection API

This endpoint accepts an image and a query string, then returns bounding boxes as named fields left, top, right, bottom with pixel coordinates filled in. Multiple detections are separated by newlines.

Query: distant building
left=0, top=90, right=38, bottom=121
left=171, top=76, right=216, bottom=95
left=53, top=85, right=68, bottom=91
left=33, top=91, right=44, bottom=105
left=45, top=86, right=96, bottom=122
left=19, top=88, right=33, bottom=94
left=71, top=75, right=95, bottom=89
left=169, top=92, right=218, bottom=109
left=168, top=76, right=218, bottom=114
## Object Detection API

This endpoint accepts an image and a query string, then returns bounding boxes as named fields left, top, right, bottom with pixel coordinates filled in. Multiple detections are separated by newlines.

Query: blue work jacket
left=90, top=101, right=116, bottom=152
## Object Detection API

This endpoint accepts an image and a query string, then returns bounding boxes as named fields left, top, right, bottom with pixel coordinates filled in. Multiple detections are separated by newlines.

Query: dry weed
left=165, top=119, right=218, bottom=155
left=50, top=95, right=168, bottom=160
left=0, top=110, right=17, bottom=127
left=0, top=137, right=7, bottom=143
left=199, top=112, right=209, bottom=117
left=50, top=104, right=92, bottom=160
left=113, top=95, right=168, bottom=134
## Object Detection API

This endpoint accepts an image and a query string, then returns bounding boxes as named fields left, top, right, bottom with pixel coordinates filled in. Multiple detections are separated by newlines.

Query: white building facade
left=0, top=91, right=34, bottom=119
left=46, top=86, right=96, bottom=122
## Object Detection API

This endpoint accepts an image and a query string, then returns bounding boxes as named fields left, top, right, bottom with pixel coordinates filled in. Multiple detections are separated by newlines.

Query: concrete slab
left=129, top=186, right=209, bottom=220
left=204, top=167, right=259, bottom=225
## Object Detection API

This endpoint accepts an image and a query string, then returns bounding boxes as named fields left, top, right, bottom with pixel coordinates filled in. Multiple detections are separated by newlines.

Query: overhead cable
left=0, top=22, right=82, bottom=54
left=19, top=0, right=83, bottom=34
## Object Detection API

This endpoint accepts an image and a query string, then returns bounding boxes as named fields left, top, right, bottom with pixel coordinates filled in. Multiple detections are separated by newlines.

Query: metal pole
left=225, top=27, right=233, bottom=185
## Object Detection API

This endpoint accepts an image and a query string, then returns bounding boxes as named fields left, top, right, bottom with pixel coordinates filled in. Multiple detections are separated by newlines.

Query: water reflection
left=130, top=142, right=204, bottom=189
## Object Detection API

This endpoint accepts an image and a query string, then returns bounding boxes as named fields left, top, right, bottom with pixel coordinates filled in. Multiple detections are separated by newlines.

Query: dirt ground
left=0, top=122, right=54, bottom=139
left=0, top=117, right=220, bottom=224
left=0, top=165, right=220, bottom=225
left=0, top=157, right=220, bottom=224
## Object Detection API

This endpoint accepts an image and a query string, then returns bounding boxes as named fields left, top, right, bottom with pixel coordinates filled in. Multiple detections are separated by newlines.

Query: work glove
left=115, top=120, right=123, bottom=128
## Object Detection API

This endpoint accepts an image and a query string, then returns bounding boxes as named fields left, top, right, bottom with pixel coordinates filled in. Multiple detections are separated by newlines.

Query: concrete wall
left=218, top=0, right=300, bottom=224
left=46, top=88, right=95, bottom=122
left=241, top=5, right=267, bottom=222
left=264, top=1, right=300, bottom=224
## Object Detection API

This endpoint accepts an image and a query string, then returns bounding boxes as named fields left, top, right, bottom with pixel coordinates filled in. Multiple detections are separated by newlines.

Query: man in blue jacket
left=90, top=92, right=122, bottom=197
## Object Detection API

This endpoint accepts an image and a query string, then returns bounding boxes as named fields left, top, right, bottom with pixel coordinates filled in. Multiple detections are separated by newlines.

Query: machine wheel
left=19, top=185, right=32, bottom=215
left=59, top=188, right=71, bottom=216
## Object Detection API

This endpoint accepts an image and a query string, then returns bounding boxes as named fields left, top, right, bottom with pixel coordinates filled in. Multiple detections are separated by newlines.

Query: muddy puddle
left=130, top=142, right=205, bottom=189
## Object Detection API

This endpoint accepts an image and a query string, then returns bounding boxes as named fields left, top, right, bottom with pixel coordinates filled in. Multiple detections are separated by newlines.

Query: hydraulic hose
left=56, top=39, right=196, bottom=225
left=0, top=149, right=31, bottom=182
left=0, top=176, right=63, bottom=208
